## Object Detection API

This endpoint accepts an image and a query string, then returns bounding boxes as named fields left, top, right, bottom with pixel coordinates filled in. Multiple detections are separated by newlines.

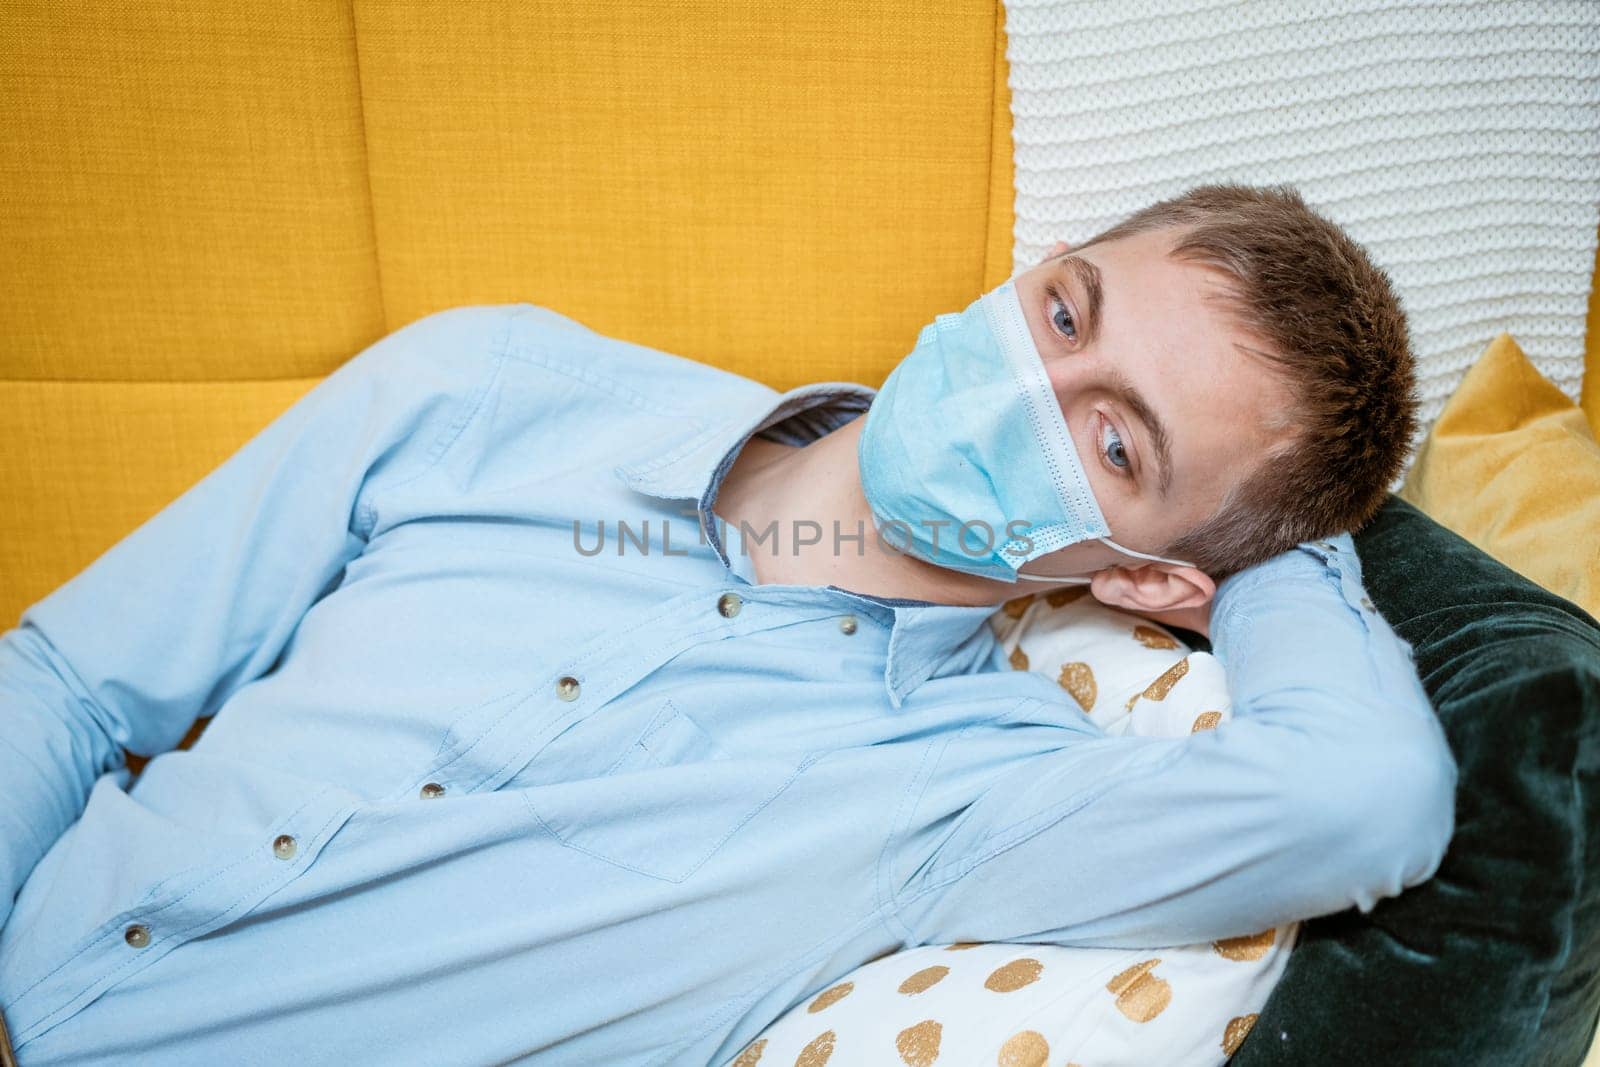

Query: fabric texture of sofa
left=4, top=2, right=1600, bottom=1062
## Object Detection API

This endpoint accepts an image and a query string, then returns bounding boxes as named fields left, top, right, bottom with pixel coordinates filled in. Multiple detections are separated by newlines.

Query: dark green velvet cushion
left=1214, top=493, right=1600, bottom=1064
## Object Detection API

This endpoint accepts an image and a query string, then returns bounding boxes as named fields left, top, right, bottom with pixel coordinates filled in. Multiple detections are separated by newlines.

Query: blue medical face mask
left=856, top=276, right=1198, bottom=584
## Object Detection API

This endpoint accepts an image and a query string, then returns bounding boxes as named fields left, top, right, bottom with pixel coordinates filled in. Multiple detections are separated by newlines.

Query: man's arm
left=0, top=305, right=514, bottom=931
left=891, top=532, right=1458, bottom=950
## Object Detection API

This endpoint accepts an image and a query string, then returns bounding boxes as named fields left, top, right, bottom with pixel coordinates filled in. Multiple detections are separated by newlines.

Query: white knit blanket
left=1002, top=0, right=1600, bottom=491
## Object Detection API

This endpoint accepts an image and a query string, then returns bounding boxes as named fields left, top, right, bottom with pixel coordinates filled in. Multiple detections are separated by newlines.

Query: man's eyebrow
left=1105, top=365, right=1173, bottom=501
left=1054, top=253, right=1103, bottom=349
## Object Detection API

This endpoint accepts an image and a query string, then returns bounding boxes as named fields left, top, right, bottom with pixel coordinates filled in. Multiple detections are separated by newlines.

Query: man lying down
left=0, top=182, right=1457, bottom=1065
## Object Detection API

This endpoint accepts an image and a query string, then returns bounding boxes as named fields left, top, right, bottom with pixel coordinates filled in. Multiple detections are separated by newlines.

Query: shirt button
left=419, top=782, right=447, bottom=799
left=124, top=923, right=151, bottom=948
left=839, top=615, right=858, bottom=635
left=556, top=675, right=581, bottom=701
left=1360, top=595, right=1375, bottom=612
left=717, top=592, right=743, bottom=618
left=272, top=834, right=297, bottom=860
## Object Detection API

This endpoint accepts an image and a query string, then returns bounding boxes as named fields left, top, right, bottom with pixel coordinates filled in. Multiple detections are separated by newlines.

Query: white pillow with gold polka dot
left=989, top=587, right=1232, bottom=739
left=725, top=588, right=1297, bottom=1067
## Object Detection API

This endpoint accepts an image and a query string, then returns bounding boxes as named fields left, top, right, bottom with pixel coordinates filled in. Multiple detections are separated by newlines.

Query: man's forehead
left=1063, top=237, right=1254, bottom=360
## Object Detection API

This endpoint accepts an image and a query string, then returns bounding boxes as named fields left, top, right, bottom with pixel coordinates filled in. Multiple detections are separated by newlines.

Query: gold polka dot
left=1191, top=710, right=1223, bottom=732
left=1009, top=646, right=1030, bottom=671
left=897, top=965, right=950, bottom=995
left=1132, top=624, right=1180, bottom=650
left=1045, top=586, right=1090, bottom=608
left=1138, top=656, right=1189, bottom=702
left=1105, top=958, right=1171, bottom=1022
left=807, top=982, right=852, bottom=1013
left=1106, top=958, right=1158, bottom=992
left=984, top=957, right=1044, bottom=993
left=797, top=1030, right=836, bottom=1066
left=1222, top=1013, right=1259, bottom=1055
left=997, top=1030, right=1049, bottom=1066
left=1213, top=928, right=1276, bottom=961
left=1057, top=662, right=1097, bottom=711
left=730, top=1038, right=765, bottom=1065
left=895, top=1019, right=942, bottom=1066
left=944, top=941, right=982, bottom=951
left=1002, top=594, right=1034, bottom=618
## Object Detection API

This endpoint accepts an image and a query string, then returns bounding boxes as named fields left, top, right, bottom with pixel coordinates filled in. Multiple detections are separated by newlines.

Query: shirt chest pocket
left=516, top=699, right=814, bottom=882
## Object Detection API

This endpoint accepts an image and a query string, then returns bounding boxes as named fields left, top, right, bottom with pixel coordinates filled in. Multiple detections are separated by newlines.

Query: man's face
left=1012, top=225, right=1298, bottom=580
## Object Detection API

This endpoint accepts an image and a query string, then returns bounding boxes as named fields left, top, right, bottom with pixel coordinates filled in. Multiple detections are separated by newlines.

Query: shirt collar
left=612, top=380, right=874, bottom=504
left=612, top=380, right=1002, bottom=709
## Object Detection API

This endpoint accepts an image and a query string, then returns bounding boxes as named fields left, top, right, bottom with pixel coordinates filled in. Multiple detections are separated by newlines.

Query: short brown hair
left=1075, top=182, right=1419, bottom=585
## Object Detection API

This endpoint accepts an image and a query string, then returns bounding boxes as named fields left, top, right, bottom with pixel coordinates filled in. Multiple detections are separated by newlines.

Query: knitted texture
left=1002, top=0, right=1600, bottom=491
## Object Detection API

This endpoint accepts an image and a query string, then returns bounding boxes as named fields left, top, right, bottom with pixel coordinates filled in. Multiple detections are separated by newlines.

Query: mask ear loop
left=1012, top=537, right=1199, bottom=584
left=1012, top=571, right=1093, bottom=585
left=1098, top=536, right=1199, bottom=570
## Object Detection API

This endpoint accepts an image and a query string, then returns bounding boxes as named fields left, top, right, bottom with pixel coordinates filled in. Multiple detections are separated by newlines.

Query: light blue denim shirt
left=0, top=304, right=1457, bottom=1065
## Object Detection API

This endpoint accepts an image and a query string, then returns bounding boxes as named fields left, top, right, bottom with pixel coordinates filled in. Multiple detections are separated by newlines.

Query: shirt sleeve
left=891, top=533, right=1460, bottom=950
left=0, top=304, right=515, bottom=931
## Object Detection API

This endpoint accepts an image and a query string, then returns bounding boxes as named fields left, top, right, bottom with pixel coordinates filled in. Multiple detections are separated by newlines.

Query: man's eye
left=1099, top=416, right=1132, bottom=477
left=1045, top=284, right=1077, bottom=343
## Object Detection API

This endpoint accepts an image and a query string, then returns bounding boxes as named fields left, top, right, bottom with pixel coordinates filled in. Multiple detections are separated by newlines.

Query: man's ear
left=1088, top=562, right=1215, bottom=615
left=1038, top=240, right=1070, bottom=266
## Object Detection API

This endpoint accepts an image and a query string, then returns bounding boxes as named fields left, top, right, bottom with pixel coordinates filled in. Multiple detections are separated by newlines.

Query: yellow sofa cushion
left=1399, top=332, right=1600, bottom=620
left=0, top=1, right=1017, bottom=629
left=0, top=1, right=384, bottom=381
left=0, top=377, right=320, bottom=618
left=355, top=0, right=1013, bottom=391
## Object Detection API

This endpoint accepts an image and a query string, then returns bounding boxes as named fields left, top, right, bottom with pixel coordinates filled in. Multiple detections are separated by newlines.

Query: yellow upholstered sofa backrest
left=1, top=1, right=1596, bottom=631
left=0, top=1, right=1016, bottom=625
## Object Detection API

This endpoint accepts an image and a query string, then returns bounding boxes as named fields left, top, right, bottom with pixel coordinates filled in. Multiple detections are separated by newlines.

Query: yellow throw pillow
left=1399, top=333, right=1600, bottom=620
